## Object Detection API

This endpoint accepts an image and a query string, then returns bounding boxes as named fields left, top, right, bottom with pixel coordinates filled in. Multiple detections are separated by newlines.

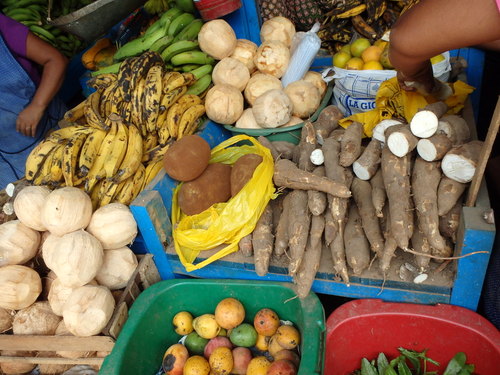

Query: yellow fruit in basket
left=172, top=311, right=194, bottom=335
left=340, top=44, right=352, bottom=56
left=374, top=39, right=389, bottom=50
left=193, top=314, right=221, bottom=339
left=246, top=356, right=271, bottom=375
left=361, top=45, right=383, bottom=63
left=275, top=325, right=301, bottom=350
left=183, top=355, right=210, bottom=375
left=362, top=61, right=384, bottom=70
left=253, top=308, right=280, bottom=336
left=332, top=51, right=351, bottom=69
left=255, top=333, right=270, bottom=351
left=380, top=46, right=394, bottom=69
left=214, top=297, right=246, bottom=330
left=209, top=347, right=234, bottom=375
left=345, top=57, right=364, bottom=70
left=162, top=343, right=188, bottom=375
left=350, top=38, right=371, bottom=57
left=431, top=54, right=445, bottom=64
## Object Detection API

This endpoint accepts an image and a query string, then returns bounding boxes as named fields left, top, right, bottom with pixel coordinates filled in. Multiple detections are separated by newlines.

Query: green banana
left=170, top=50, right=215, bottom=66
left=29, top=25, right=57, bottom=44
left=160, top=40, right=199, bottom=62
left=167, top=12, right=195, bottom=37
left=91, top=62, right=122, bottom=76
left=174, top=0, right=196, bottom=13
left=149, top=35, right=174, bottom=53
left=6, top=8, right=40, bottom=22
left=144, top=19, right=166, bottom=37
left=114, top=24, right=167, bottom=61
left=186, top=73, right=212, bottom=96
left=181, top=64, right=202, bottom=72
left=158, top=6, right=184, bottom=26
left=172, top=18, right=203, bottom=42
left=4, top=0, right=45, bottom=8
left=190, top=64, right=213, bottom=80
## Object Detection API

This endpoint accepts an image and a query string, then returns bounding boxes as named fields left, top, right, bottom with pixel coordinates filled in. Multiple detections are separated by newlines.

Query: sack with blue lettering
left=327, top=51, right=451, bottom=116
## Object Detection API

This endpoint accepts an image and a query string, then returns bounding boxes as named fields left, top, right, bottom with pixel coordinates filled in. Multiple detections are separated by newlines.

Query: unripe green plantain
left=185, top=73, right=212, bottom=96
left=190, top=64, right=213, bottom=80
left=167, top=13, right=195, bottom=37
left=171, top=50, right=214, bottom=66
left=160, top=40, right=199, bottom=62
left=172, top=18, right=203, bottom=42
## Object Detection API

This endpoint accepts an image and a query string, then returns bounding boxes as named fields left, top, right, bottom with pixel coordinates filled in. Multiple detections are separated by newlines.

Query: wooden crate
left=0, top=253, right=161, bottom=369
left=130, top=101, right=496, bottom=312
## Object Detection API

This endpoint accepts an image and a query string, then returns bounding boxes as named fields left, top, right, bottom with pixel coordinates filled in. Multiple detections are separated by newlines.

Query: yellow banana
left=78, top=128, right=107, bottom=178
left=62, top=131, right=90, bottom=186
left=157, top=120, right=170, bottom=146
left=142, top=132, right=158, bottom=157
left=25, top=140, right=60, bottom=182
left=163, top=86, right=189, bottom=139
left=142, top=143, right=170, bottom=164
left=84, top=89, right=110, bottom=131
left=49, top=140, right=67, bottom=184
left=84, top=121, right=118, bottom=192
left=142, top=159, right=164, bottom=190
left=63, top=100, right=86, bottom=123
left=114, top=163, right=146, bottom=205
left=90, top=178, right=106, bottom=210
left=87, top=73, right=117, bottom=91
left=104, top=117, right=129, bottom=179
left=335, top=4, right=366, bottom=19
left=100, top=80, right=119, bottom=118
left=34, top=145, right=58, bottom=186
left=182, top=72, right=196, bottom=87
left=178, top=104, right=206, bottom=138
left=45, top=125, right=93, bottom=144
left=97, top=178, right=120, bottom=208
left=144, top=65, right=163, bottom=133
left=113, top=124, right=143, bottom=183
left=130, top=77, right=146, bottom=128
left=162, top=71, right=186, bottom=94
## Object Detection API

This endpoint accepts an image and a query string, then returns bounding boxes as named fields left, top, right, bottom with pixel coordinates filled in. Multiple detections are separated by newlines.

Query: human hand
left=396, top=61, right=436, bottom=96
left=16, top=103, right=45, bottom=137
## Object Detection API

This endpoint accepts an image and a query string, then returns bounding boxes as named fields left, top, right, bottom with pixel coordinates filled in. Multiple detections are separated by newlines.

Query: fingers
left=16, top=117, right=37, bottom=137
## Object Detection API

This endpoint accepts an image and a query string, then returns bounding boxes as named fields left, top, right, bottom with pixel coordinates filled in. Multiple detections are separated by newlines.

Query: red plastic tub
left=194, top=0, right=242, bottom=20
left=325, top=299, right=500, bottom=375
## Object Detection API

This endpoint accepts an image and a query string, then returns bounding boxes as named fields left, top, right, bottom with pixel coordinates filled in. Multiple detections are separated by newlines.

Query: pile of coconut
left=198, top=17, right=328, bottom=129
left=0, top=186, right=139, bottom=374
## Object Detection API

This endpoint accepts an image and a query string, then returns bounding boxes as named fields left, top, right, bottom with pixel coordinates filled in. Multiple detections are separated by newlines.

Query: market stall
left=0, top=0, right=499, bottom=374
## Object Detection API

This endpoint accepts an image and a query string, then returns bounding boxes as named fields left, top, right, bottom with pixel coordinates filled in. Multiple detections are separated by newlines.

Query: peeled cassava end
left=178, top=163, right=232, bottom=216
left=163, top=135, right=211, bottom=182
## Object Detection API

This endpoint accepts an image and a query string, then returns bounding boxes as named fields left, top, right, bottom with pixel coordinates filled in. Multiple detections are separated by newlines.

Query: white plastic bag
left=324, top=51, right=451, bottom=116
left=281, top=23, right=321, bottom=87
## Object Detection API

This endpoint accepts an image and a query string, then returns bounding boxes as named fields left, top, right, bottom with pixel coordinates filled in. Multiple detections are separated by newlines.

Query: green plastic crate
left=100, top=279, right=325, bottom=374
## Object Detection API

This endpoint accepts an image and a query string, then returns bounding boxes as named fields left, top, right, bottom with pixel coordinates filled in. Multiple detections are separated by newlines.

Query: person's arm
left=389, top=0, right=500, bottom=95
left=16, top=32, right=68, bottom=137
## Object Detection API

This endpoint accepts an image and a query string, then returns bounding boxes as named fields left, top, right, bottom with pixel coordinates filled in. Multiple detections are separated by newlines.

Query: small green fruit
left=350, top=38, right=372, bottom=57
left=333, top=51, right=351, bottom=69
left=229, top=323, right=258, bottom=348
left=184, top=331, right=209, bottom=356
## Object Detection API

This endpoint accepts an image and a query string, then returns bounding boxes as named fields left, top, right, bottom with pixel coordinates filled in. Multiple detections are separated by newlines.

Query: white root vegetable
left=370, top=169, right=386, bottom=218
left=352, top=138, right=382, bottom=180
left=441, top=140, right=483, bottom=183
left=437, top=176, right=467, bottom=216
left=252, top=89, right=293, bottom=128
left=287, top=190, right=311, bottom=277
left=95, top=247, right=138, bottom=290
left=244, top=73, right=282, bottom=106
left=298, top=121, right=317, bottom=172
left=238, top=234, right=253, bottom=257
left=0, top=265, right=41, bottom=310
left=260, top=16, right=296, bottom=47
left=411, top=224, right=432, bottom=272
left=313, top=105, right=342, bottom=142
left=386, top=124, right=418, bottom=157
left=274, top=192, right=292, bottom=257
left=437, top=114, right=471, bottom=145
left=0, top=220, right=40, bottom=266
left=339, top=121, right=363, bottom=167
left=293, top=215, right=325, bottom=299
left=344, top=204, right=370, bottom=275
left=252, top=204, right=274, bottom=277
left=254, top=40, right=290, bottom=78
left=417, top=134, right=452, bottom=161
left=13, top=185, right=50, bottom=231
left=198, top=19, right=237, bottom=60
left=212, top=57, right=250, bottom=91
left=412, top=157, right=450, bottom=258
left=230, top=39, right=258, bottom=73
left=410, top=101, right=448, bottom=138
left=439, top=201, right=462, bottom=243
left=310, top=149, right=324, bottom=166
left=329, top=220, right=350, bottom=285
left=378, top=206, right=399, bottom=275
left=257, top=136, right=279, bottom=161
left=351, top=178, right=385, bottom=256
left=284, top=80, right=321, bottom=119
left=381, top=147, right=413, bottom=250
left=307, top=167, right=328, bottom=216
left=236, top=108, right=261, bottom=129
left=271, top=141, right=296, bottom=160
left=372, top=119, right=403, bottom=143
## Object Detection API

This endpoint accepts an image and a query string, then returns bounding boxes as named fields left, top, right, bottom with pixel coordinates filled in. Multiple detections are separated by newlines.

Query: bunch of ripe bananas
left=0, top=0, right=84, bottom=57
left=319, top=0, right=419, bottom=53
left=25, top=50, right=207, bottom=209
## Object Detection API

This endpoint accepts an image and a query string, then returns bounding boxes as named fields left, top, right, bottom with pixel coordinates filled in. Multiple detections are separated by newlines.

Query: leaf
left=398, top=360, right=413, bottom=375
left=377, top=353, right=389, bottom=375
left=361, top=357, right=379, bottom=375
left=443, top=353, right=468, bottom=375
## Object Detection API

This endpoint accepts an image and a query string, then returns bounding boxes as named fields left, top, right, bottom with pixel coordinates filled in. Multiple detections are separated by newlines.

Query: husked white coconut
left=13, top=185, right=50, bottom=231
left=0, top=220, right=40, bottom=266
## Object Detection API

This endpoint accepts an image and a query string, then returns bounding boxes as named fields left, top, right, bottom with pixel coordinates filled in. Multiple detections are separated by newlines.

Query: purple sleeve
left=0, top=13, right=29, bottom=57
left=0, top=14, right=40, bottom=84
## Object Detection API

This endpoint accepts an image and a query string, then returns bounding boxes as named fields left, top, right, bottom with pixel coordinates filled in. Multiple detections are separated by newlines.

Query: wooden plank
left=466, top=96, right=500, bottom=207
left=0, top=356, right=105, bottom=365
left=0, top=335, right=115, bottom=352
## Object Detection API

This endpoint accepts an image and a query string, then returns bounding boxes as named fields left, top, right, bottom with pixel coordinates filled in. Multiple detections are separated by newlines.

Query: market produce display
left=0, top=0, right=84, bottom=57
left=160, top=298, right=301, bottom=375
left=0, top=186, right=140, bottom=372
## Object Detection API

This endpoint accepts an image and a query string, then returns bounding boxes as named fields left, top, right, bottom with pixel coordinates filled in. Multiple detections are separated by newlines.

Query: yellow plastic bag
left=172, top=135, right=276, bottom=272
left=338, top=77, right=475, bottom=137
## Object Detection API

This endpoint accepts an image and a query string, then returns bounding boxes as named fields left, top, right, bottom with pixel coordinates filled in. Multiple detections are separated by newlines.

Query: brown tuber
left=230, top=153, right=263, bottom=197
left=163, top=135, right=211, bottom=182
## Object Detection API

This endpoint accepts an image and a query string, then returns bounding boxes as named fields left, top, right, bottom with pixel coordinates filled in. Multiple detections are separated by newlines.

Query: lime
left=184, top=331, right=209, bottom=356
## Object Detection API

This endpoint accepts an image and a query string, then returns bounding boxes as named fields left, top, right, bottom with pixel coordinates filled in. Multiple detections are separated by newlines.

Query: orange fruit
left=214, top=298, right=245, bottom=330
left=345, top=57, right=364, bottom=70
left=361, top=45, right=383, bottom=63
left=362, top=61, right=384, bottom=70
left=253, top=308, right=280, bottom=336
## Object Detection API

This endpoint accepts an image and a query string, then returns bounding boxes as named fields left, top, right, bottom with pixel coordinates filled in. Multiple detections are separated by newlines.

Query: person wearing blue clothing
left=0, top=13, right=68, bottom=190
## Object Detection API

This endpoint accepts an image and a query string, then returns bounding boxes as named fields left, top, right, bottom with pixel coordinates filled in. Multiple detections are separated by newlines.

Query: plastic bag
left=281, top=23, right=321, bottom=88
left=172, top=135, right=276, bottom=272
left=338, top=77, right=475, bottom=137
left=324, top=51, right=452, bottom=117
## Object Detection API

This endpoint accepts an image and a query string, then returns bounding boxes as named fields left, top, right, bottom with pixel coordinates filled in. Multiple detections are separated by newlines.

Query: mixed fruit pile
left=161, top=298, right=302, bottom=375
